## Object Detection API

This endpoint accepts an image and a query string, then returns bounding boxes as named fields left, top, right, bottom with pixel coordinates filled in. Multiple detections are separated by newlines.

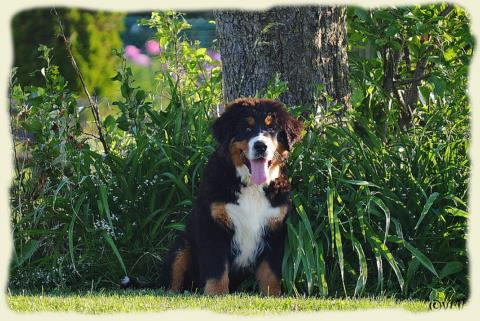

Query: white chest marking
left=225, top=181, right=281, bottom=269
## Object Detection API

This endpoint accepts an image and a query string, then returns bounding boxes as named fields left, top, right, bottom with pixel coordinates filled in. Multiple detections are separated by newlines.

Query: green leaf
left=15, top=240, right=40, bottom=268
left=103, top=115, right=116, bottom=132
left=418, top=86, right=430, bottom=106
left=374, top=10, right=395, bottom=21
left=351, top=237, right=368, bottom=296
left=443, top=48, right=457, bottom=62
left=370, top=196, right=391, bottom=243
left=195, top=48, right=207, bottom=57
left=159, top=36, right=168, bottom=48
left=385, top=25, right=400, bottom=37
left=314, top=240, right=328, bottom=296
left=334, top=208, right=346, bottom=296
left=406, top=258, right=420, bottom=284
left=350, top=87, right=364, bottom=107
left=439, top=261, right=463, bottom=279
left=22, top=119, right=43, bottom=135
left=444, top=206, right=468, bottom=218
left=354, top=7, right=369, bottom=21
left=356, top=205, right=367, bottom=239
left=367, top=230, right=404, bottom=291
left=431, top=75, right=447, bottom=96
left=403, top=241, right=439, bottom=278
left=326, top=187, right=335, bottom=252
left=337, top=178, right=379, bottom=188
left=415, top=192, right=439, bottom=230
left=68, top=194, right=86, bottom=271
left=99, top=185, right=115, bottom=235
left=293, top=195, right=315, bottom=242
left=135, top=90, right=146, bottom=104
left=102, top=233, right=127, bottom=275
left=116, top=114, right=129, bottom=131
left=111, top=72, right=122, bottom=82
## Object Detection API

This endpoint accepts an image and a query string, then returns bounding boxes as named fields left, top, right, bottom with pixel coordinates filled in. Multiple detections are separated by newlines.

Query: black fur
left=121, top=98, right=303, bottom=294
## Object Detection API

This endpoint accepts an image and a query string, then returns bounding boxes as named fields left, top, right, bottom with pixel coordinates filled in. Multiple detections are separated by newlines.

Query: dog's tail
left=119, top=275, right=164, bottom=289
left=119, top=232, right=192, bottom=291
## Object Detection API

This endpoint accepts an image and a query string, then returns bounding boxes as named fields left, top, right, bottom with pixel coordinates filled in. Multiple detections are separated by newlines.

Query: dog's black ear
left=212, top=106, right=236, bottom=151
left=212, top=113, right=226, bottom=144
left=279, top=115, right=304, bottom=150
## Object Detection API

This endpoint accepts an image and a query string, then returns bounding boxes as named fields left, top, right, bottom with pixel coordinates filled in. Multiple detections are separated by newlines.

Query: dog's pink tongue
left=250, top=159, right=268, bottom=185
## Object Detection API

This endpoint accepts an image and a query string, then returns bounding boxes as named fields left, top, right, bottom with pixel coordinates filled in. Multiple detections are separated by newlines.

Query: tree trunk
left=214, top=6, right=351, bottom=116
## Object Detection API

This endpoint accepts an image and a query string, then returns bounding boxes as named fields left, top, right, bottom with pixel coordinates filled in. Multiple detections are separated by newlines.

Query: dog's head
left=212, top=98, right=304, bottom=185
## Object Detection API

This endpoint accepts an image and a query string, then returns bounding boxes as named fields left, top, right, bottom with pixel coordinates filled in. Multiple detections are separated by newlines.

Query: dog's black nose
left=254, top=141, right=267, bottom=154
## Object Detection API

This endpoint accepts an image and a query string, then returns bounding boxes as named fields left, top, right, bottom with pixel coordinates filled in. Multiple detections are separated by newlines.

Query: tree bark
left=214, top=6, right=351, bottom=116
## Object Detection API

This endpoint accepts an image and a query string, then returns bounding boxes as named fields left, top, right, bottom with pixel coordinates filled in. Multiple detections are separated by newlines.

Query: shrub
left=283, top=103, right=469, bottom=299
left=9, top=12, right=221, bottom=289
left=12, top=8, right=125, bottom=98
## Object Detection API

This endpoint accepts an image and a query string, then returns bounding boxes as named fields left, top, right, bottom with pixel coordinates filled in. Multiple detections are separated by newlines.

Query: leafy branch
left=52, top=8, right=109, bottom=154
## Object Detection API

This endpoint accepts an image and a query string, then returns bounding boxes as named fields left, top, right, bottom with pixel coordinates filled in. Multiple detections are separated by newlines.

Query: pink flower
left=124, top=45, right=141, bottom=59
left=131, top=54, right=151, bottom=66
left=206, top=49, right=221, bottom=62
left=204, top=49, right=221, bottom=71
left=145, top=40, right=161, bottom=55
left=124, top=45, right=151, bottom=66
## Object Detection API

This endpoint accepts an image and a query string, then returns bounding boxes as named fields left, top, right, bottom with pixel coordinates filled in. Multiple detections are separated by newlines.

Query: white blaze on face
left=247, top=133, right=276, bottom=186
left=247, top=133, right=275, bottom=161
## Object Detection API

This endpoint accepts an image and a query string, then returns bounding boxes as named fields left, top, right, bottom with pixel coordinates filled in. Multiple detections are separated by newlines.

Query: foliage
left=12, top=8, right=125, bottom=98
left=347, top=3, right=473, bottom=132
left=9, top=11, right=221, bottom=290
left=283, top=102, right=469, bottom=300
left=9, top=7, right=470, bottom=302
left=278, top=3, right=471, bottom=300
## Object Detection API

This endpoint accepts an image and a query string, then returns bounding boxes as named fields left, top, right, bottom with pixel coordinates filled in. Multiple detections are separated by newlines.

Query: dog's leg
left=204, top=262, right=229, bottom=295
left=255, top=260, right=281, bottom=296
left=195, top=203, right=231, bottom=295
left=159, top=234, right=193, bottom=293
left=169, top=246, right=191, bottom=292
left=255, top=223, right=286, bottom=297
left=195, top=203, right=232, bottom=295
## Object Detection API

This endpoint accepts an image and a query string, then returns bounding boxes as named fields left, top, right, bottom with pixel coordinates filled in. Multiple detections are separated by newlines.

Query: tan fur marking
left=268, top=206, right=288, bottom=231
left=170, top=246, right=191, bottom=292
left=255, top=260, right=281, bottom=296
left=270, top=141, right=288, bottom=168
left=211, top=202, right=233, bottom=230
left=246, top=116, right=255, bottom=127
left=204, top=264, right=229, bottom=295
left=265, top=114, right=273, bottom=126
left=229, top=139, right=248, bottom=167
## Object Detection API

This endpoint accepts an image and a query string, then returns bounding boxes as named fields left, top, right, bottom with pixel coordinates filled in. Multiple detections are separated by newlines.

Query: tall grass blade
left=403, top=241, right=439, bottom=278
left=415, top=192, right=439, bottom=230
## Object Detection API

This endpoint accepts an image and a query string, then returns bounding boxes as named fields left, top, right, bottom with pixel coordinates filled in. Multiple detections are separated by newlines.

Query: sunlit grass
left=7, top=290, right=429, bottom=314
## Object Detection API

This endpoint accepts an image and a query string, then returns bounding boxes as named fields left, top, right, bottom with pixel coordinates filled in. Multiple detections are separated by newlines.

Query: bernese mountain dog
left=121, top=98, right=303, bottom=296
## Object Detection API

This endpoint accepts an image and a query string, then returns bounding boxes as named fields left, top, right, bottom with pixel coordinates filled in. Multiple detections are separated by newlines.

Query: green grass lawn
left=7, top=290, right=429, bottom=314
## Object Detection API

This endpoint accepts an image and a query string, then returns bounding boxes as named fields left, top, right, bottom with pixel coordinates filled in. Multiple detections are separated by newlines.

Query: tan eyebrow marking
left=265, top=115, right=273, bottom=126
left=246, top=116, right=255, bottom=127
